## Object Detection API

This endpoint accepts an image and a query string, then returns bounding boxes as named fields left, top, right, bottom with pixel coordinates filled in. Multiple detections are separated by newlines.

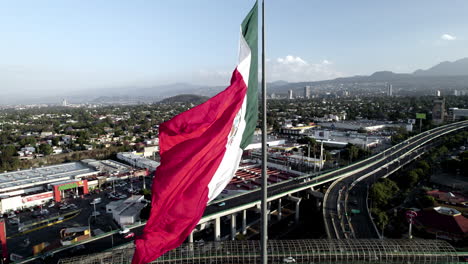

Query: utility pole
left=260, top=1, right=268, bottom=263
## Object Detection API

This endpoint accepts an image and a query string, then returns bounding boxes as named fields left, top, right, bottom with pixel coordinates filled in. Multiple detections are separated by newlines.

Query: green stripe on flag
left=240, top=1, right=258, bottom=150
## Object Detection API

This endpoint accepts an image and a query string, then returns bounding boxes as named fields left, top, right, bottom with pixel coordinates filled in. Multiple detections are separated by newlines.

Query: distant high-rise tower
left=432, top=98, right=446, bottom=124
left=288, top=89, right=293, bottom=100
left=62, top=99, right=67, bottom=107
left=436, top=90, right=441, bottom=97
left=304, top=86, right=311, bottom=99
left=387, top=84, right=393, bottom=96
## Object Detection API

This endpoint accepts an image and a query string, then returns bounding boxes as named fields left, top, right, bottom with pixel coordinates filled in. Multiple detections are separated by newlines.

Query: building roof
left=120, top=202, right=145, bottom=217
left=0, top=162, right=97, bottom=194
left=415, top=207, right=468, bottom=235
left=81, top=159, right=131, bottom=174
left=427, top=190, right=468, bottom=205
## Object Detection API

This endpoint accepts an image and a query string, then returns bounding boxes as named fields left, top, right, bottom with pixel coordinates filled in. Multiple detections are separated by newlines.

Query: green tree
left=38, top=144, right=53, bottom=155
left=370, top=178, right=399, bottom=208
left=419, top=195, right=436, bottom=208
left=370, top=207, right=389, bottom=232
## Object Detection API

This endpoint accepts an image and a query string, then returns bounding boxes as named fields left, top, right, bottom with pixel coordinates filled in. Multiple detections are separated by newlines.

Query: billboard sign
left=22, top=192, right=53, bottom=203
left=416, top=113, right=426, bottom=119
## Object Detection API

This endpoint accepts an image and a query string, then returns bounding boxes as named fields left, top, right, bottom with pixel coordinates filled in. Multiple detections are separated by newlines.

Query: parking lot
left=5, top=176, right=152, bottom=259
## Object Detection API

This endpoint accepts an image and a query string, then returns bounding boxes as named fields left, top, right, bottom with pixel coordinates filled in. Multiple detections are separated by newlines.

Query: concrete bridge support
left=214, top=217, right=221, bottom=241
left=188, top=230, right=194, bottom=243
left=287, top=195, right=302, bottom=223
left=230, top=213, right=237, bottom=240
left=242, top=210, right=247, bottom=235
left=277, top=198, right=282, bottom=221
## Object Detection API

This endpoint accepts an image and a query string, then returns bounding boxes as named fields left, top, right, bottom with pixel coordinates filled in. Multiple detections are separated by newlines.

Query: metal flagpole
left=260, top=0, right=268, bottom=263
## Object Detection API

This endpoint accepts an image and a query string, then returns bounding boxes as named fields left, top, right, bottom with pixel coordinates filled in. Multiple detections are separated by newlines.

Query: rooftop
left=81, top=159, right=132, bottom=174
left=120, top=202, right=145, bottom=217
left=0, top=162, right=97, bottom=193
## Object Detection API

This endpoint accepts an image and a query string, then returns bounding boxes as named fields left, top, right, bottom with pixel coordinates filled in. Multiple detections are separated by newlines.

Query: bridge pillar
left=268, top=202, right=271, bottom=221
left=277, top=198, right=282, bottom=220
left=287, top=195, right=302, bottom=223
left=242, top=210, right=247, bottom=235
left=295, top=201, right=301, bottom=223
left=231, top=213, right=237, bottom=240
left=188, top=230, right=194, bottom=243
left=214, top=217, right=221, bottom=241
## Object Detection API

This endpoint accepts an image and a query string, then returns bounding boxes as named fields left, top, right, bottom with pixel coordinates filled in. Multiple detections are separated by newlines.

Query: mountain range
left=2, top=58, right=467, bottom=105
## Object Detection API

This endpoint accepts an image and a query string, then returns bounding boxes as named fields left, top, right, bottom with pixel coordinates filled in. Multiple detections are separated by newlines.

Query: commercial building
left=432, top=98, right=446, bottom=124
left=304, top=86, right=311, bottom=99
left=279, top=125, right=317, bottom=137
left=117, top=152, right=160, bottom=172
left=106, top=195, right=145, bottom=227
left=0, top=159, right=135, bottom=213
left=0, top=162, right=98, bottom=212
left=288, top=89, right=293, bottom=99
left=307, top=129, right=387, bottom=149
left=317, top=120, right=411, bottom=132
left=447, top=108, right=468, bottom=122
left=81, top=159, right=132, bottom=175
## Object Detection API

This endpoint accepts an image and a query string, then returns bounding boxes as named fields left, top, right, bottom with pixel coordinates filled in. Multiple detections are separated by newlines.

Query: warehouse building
left=0, top=162, right=98, bottom=213
left=117, top=152, right=160, bottom=172
left=106, top=195, right=145, bottom=227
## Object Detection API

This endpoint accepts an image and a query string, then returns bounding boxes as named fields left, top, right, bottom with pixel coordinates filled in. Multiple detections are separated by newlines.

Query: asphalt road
left=323, top=120, right=468, bottom=239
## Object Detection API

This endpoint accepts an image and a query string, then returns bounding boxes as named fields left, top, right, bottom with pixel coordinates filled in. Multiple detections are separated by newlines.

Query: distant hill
left=159, top=94, right=209, bottom=104
left=414, top=58, right=468, bottom=76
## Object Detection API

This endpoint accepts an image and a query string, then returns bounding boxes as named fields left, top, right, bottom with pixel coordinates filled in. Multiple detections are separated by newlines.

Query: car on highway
left=283, top=257, right=296, bottom=263
left=119, top=228, right=130, bottom=235
left=123, top=232, right=135, bottom=239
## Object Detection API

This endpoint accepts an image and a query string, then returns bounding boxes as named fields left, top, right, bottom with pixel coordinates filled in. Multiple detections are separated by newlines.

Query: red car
left=123, top=232, right=135, bottom=239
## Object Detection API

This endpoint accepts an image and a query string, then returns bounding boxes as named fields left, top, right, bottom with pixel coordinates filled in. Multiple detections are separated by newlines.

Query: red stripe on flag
left=132, top=68, right=248, bottom=264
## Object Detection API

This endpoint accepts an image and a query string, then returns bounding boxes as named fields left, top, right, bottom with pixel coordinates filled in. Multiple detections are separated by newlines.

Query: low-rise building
left=106, top=195, right=145, bottom=227
left=414, top=206, right=468, bottom=241
left=117, top=152, right=160, bottom=172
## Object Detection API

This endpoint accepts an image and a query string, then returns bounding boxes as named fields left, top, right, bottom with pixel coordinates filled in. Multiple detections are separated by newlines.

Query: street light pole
left=109, top=225, right=114, bottom=247
left=88, top=215, right=92, bottom=237
left=93, top=203, right=97, bottom=221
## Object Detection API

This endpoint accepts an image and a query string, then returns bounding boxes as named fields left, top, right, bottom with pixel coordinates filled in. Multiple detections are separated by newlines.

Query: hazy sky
left=1, top=0, right=468, bottom=96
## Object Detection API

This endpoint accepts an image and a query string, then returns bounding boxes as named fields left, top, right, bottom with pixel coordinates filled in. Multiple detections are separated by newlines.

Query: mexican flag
left=132, top=2, right=258, bottom=264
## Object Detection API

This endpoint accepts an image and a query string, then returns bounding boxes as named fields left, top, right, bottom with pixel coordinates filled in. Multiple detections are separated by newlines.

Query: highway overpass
left=323, top=120, right=468, bottom=239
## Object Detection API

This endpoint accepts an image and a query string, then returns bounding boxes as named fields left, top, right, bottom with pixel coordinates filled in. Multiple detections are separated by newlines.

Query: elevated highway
left=18, top=120, right=468, bottom=263
left=323, top=120, right=468, bottom=239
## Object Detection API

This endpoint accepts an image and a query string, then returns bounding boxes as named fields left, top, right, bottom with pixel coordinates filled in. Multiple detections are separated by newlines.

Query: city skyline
left=1, top=0, right=468, bottom=98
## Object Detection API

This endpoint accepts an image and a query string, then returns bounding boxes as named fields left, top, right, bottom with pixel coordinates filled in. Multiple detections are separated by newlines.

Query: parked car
left=7, top=212, right=16, bottom=219
left=8, top=218, right=19, bottom=225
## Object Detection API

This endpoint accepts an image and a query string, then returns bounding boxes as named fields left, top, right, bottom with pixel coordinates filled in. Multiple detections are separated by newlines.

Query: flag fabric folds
left=132, top=3, right=258, bottom=264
